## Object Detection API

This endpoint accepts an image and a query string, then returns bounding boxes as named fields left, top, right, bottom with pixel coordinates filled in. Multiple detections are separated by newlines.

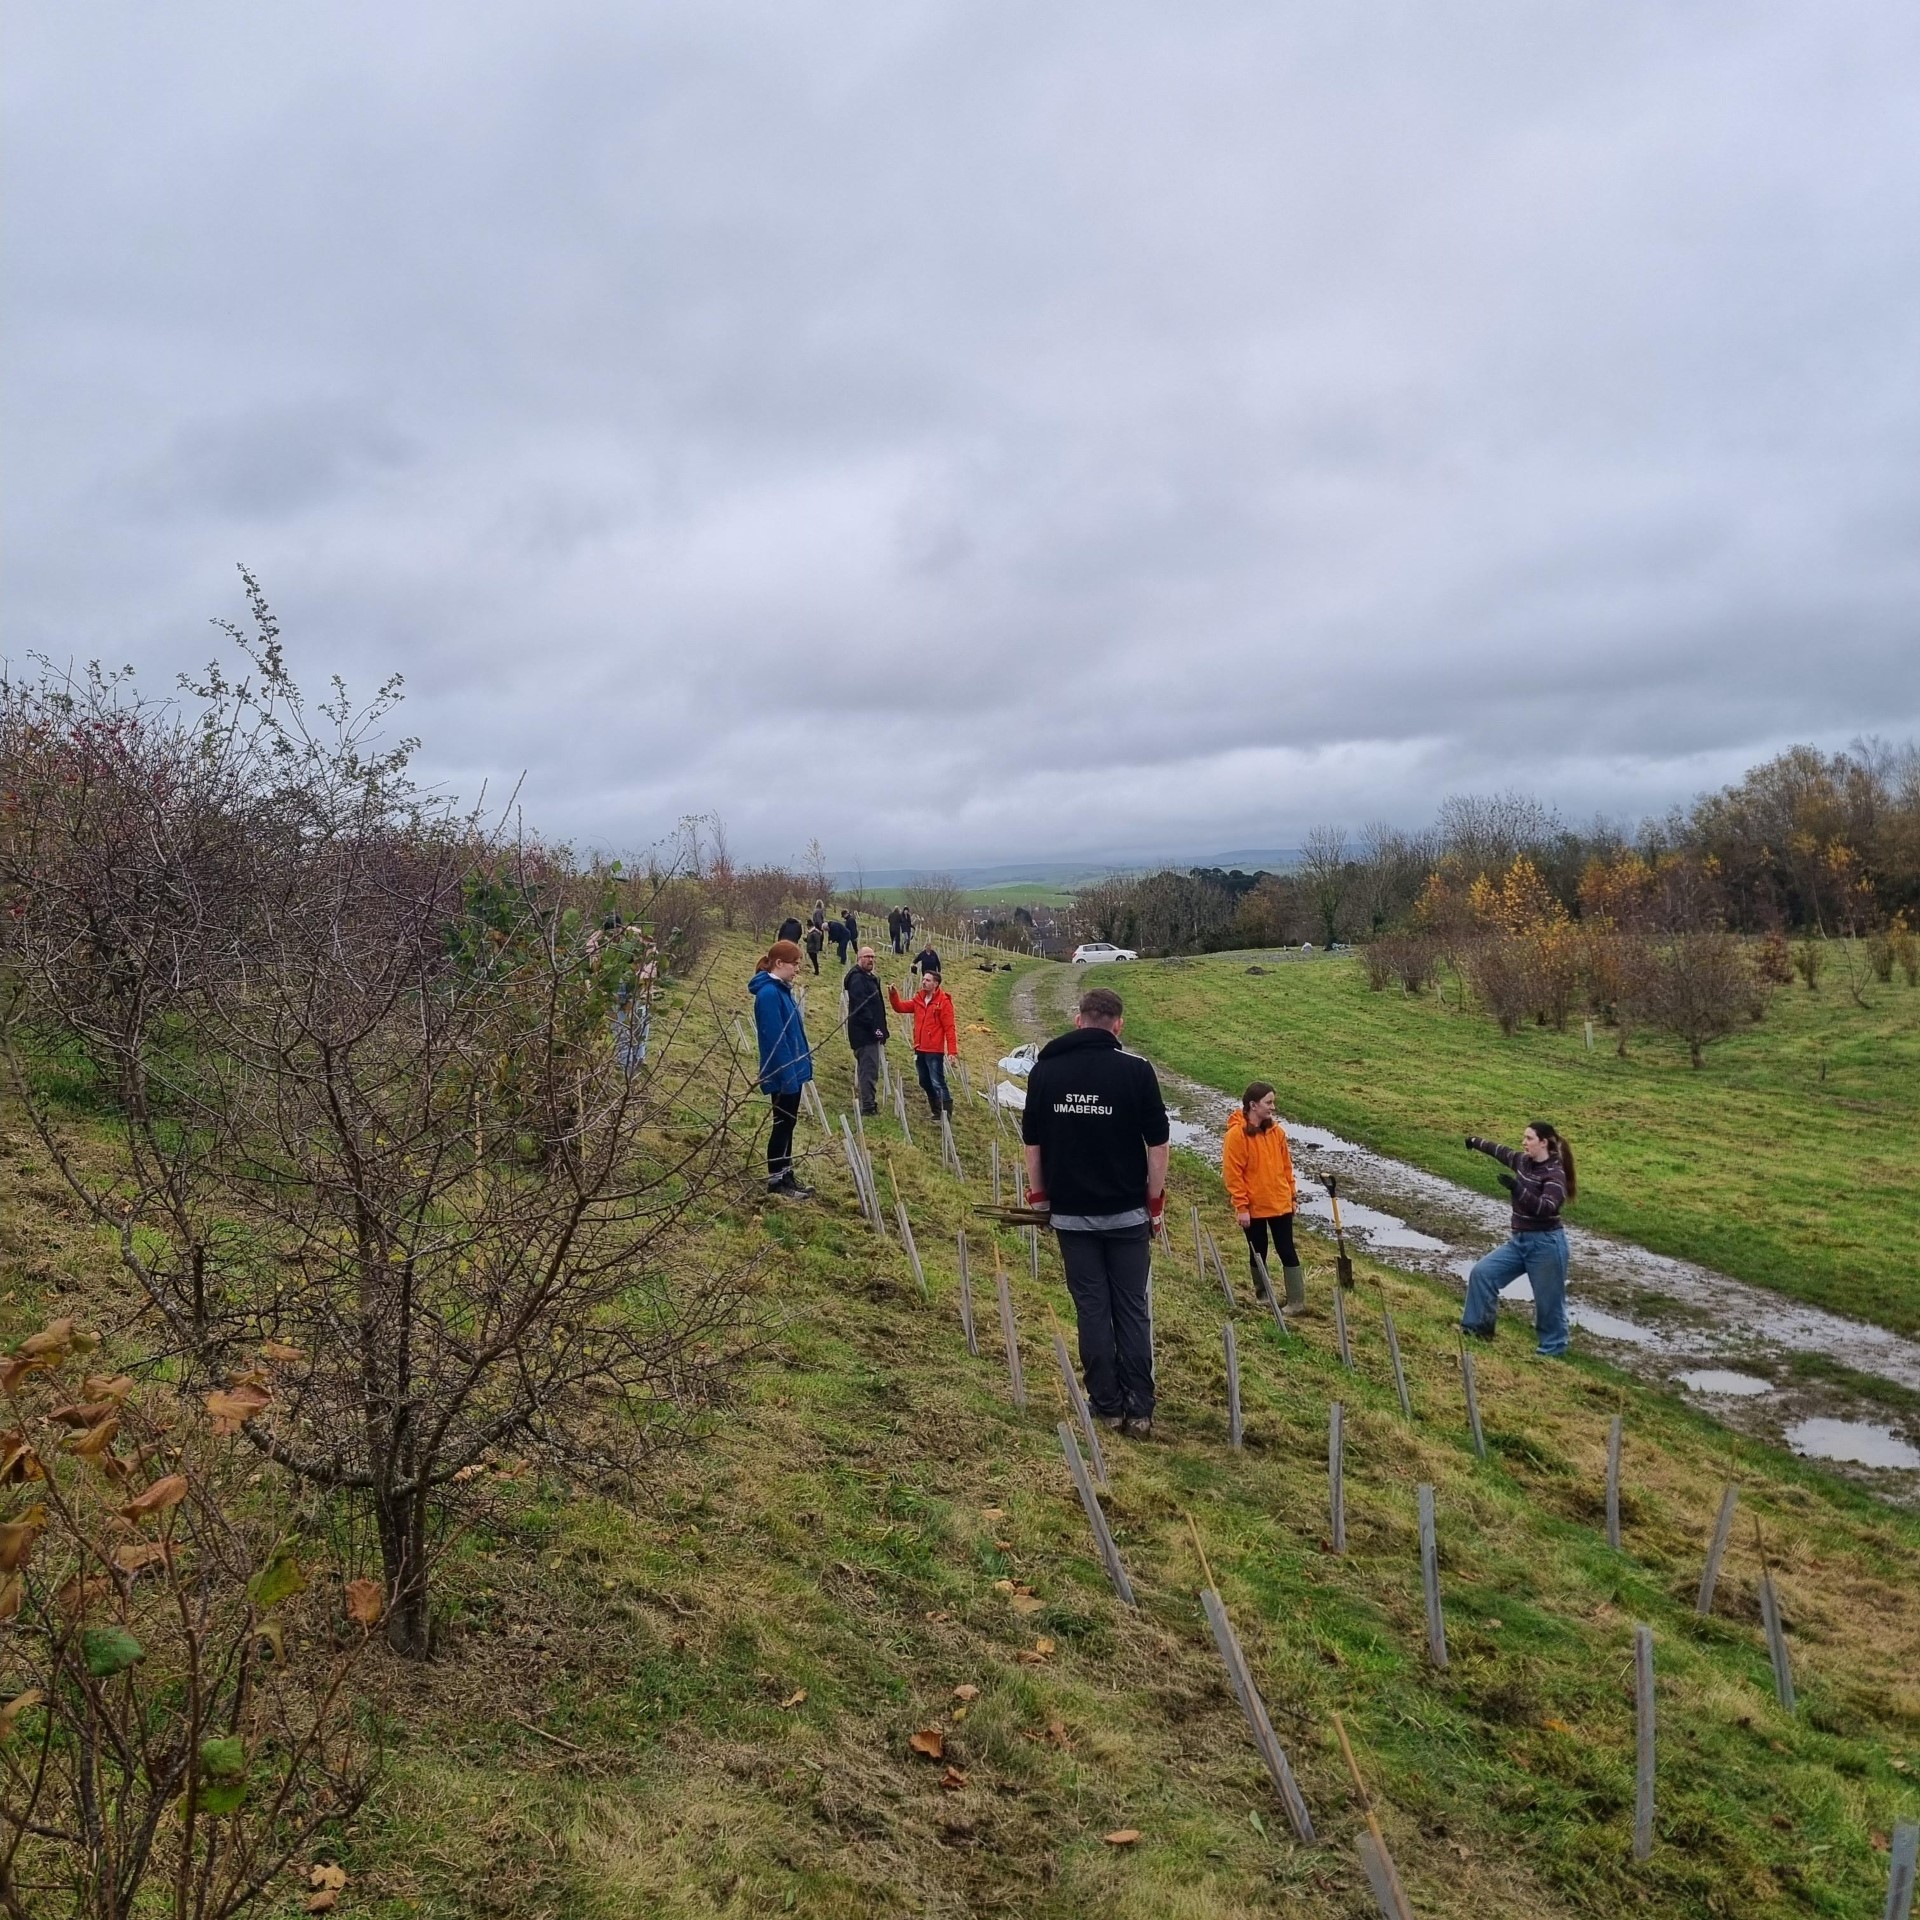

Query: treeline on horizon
left=1067, top=739, right=1920, bottom=958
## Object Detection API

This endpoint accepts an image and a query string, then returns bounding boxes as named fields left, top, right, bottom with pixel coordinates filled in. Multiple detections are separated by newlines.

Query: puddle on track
left=1786, top=1418, right=1920, bottom=1471
left=1005, top=963, right=1920, bottom=1500
left=1675, top=1369, right=1775, bottom=1398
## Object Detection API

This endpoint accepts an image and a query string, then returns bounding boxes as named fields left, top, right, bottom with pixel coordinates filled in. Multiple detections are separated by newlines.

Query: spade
left=1325, top=1172, right=1356, bottom=1290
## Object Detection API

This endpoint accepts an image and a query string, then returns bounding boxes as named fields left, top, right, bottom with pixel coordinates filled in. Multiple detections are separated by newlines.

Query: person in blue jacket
left=749, top=938, right=815, bottom=1198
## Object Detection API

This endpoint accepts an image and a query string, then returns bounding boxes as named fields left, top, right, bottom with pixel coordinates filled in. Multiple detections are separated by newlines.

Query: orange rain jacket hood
left=1222, top=1108, right=1296, bottom=1218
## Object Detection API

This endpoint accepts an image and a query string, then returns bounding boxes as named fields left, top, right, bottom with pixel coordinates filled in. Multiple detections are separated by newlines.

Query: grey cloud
left=4, top=2, right=1919, bottom=870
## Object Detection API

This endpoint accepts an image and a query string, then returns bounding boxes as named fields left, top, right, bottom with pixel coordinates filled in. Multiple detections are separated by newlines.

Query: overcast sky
left=7, top=5, right=1919, bottom=870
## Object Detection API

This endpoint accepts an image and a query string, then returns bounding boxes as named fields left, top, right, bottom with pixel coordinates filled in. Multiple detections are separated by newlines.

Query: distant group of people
left=749, top=925, right=1577, bottom=1418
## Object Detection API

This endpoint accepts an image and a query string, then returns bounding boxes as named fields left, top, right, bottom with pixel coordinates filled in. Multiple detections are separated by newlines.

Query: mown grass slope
left=4, top=935, right=1917, bottom=1918
left=1051, top=948, right=1920, bottom=1336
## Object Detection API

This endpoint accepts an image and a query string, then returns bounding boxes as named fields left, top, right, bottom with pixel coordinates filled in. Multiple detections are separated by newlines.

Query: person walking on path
left=887, top=906, right=904, bottom=954
left=803, top=922, right=825, bottom=974
left=1460, top=1122, right=1576, bottom=1354
left=844, top=945, right=889, bottom=1116
left=827, top=916, right=850, bottom=966
left=1222, top=1082, right=1305, bottom=1310
left=899, top=906, right=914, bottom=951
left=748, top=939, right=815, bottom=1198
left=888, top=967, right=958, bottom=1115
left=1021, top=986, right=1169, bottom=1439
left=911, top=940, right=942, bottom=980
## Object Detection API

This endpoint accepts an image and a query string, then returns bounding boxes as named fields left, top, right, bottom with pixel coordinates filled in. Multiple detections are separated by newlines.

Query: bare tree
left=0, top=584, right=753, bottom=1657
left=902, top=872, right=963, bottom=925
left=1628, top=931, right=1759, bottom=1068
left=1299, top=826, right=1351, bottom=947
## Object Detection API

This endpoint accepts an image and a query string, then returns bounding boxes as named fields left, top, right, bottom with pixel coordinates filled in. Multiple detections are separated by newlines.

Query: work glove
left=1497, top=1172, right=1516, bottom=1193
left=1025, top=1187, right=1048, bottom=1212
left=1146, top=1192, right=1166, bottom=1229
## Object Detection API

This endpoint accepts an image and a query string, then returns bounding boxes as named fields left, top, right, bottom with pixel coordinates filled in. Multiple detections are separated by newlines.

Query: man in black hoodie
left=843, top=945, right=889, bottom=1116
left=1021, top=986, right=1170, bottom=1438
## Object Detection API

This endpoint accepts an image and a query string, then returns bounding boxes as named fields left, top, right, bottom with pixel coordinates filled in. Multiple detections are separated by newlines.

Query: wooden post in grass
left=995, top=1262, right=1026, bottom=1409
left=956, top=1231, right=979, bottom=1355
left=1633, top=1624, right=1656, bottom=1862
left=1381, top=1306, right=1412, bottom=1420
left=1192, top=1570, right=1317, bottom=1843
left=1058, top=1422, right=1135, bottom=1606
left=1418, top=1484, right=1448, bottom=1670
left=1460, top=1342, right=1486, bottom=1460
left=991, top=1137, right=1001, bottom=1204
left=1049, top=1311, right=1107, bottom=1487
left=1206, top=1228, right=1237, bottom=1310
left=895, top=1203, right=928, bottom=1299
left=1605, top=1414, right=1623, bottom=1550
left=1886, top=1820, right=1917, bottom=1920
left=1332, top=1282, right=1354, bottom=1370
left=940, top=1110, right=964, bottom=1179
left=1696, top=1483, right=1738, bottom=1615
left=1029, top=1224, right=1040, bottom=1281
left=1329, top=1402, right=1346, bottom=1553
left=1192, top=1205, right=1206, bottom=1287
left=1754, top=1519, right=1796, bottom=1713
left=1251, top=1250, right=1289, bottom=1336
left=1332, top=1712, right=1416, bottom=1920
left=1224, top=1322, right=1243, bottom=1451
left=838, top=1118, right=870, bottom=1224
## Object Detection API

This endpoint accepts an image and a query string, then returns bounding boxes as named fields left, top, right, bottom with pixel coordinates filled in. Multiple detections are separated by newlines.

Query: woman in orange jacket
left=1222, top=1081, right=1306, bottom=1310
left=888, top=966, right=959, bottom=1116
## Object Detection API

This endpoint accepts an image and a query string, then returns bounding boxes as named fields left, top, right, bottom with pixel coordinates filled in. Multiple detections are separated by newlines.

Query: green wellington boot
left=1283, top=1264, right=1307, bottom=1311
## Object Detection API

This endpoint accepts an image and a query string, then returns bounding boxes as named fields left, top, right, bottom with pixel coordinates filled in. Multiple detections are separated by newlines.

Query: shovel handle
left=1325, top=1172, right=1346, bottom=1239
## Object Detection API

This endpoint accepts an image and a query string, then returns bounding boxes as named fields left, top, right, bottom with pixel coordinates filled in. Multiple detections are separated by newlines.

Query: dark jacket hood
left=1037, top=1026, right=1122, bottom=1063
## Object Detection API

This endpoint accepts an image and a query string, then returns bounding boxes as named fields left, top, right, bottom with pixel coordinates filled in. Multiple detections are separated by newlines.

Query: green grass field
left=6, top=933, right=1917, bottom=1917
left=1049, top=950, right=1920, bottom=1339
left=961, top=882, right=1077, bottom=909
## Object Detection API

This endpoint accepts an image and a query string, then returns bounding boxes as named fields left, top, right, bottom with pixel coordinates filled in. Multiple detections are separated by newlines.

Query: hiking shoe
left=767, top=1175, right=815, bottom=1200
left=1097, top=1413, right=1127, bottom=1432
left=1460, top=1321, right=1496, bottom=1342
left=1120, top=1415, right=1155, bottom=1441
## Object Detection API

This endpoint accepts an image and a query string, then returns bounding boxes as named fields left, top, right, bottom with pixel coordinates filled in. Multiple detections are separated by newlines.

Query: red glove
left=1146, top=1191, right=1166, bottom=1228
left=1025, top=1187, right=1048, bottom=1211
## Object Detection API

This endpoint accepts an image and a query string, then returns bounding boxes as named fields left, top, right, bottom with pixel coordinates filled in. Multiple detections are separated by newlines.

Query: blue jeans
left=914, top=1051, right=950, bottom=1113
left=1462, top=1229, right=1570, bottom=1355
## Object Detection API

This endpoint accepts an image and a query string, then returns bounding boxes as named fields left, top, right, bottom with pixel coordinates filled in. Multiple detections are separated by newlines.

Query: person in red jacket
left=888, top=966, right=958, bottom=1116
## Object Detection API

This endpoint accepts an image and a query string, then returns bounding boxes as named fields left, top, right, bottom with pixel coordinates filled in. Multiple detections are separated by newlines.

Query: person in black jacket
left=1460, top=1122, right=1577, bottom=1355
left=827, top=916, right=849, bottom=965
left=912, top=942, right=941, bottom=979
left=777, top=915, right=804, bottom=944
left=887, top=907, right=904, bottom=954
left=1022, top=986, right=1170, bottom=1438
left=843, top=946, right=889, bottom=1115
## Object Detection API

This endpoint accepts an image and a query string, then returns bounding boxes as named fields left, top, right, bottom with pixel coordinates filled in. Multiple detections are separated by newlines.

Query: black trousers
left=767, top=1090, right=802, bottom=1180
left=1242, top=1212, right=1298, bottom=1291
left=1057, top=1227, right=1154, bottom=1420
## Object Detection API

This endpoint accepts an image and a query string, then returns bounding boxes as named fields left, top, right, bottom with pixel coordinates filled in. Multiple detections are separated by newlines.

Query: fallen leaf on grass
left=1104, top=1829, right=1141, bottom=1846
left=991, top=1578, right=1015, bottom=1592
left=952, top=1684, right=979, bottom=1702
left=260, top=1341, right=305, bottom=1365
left=1540, top=1717, right=1570, bottom=1734
left=308, top=1864, right=346, bottom=1894
left=118, top=1475, right=187, bottom=1523
left=1482, top=1618, right=1503, bottom=1630
left=1022, top=1718, right=1072, bottom=1749
left=343, top=1579, right=383, bottom=1627
left=940, top=1766, right=967, bottom=1790
left=112, top=1542, right=169, bottom=1575
left=1017, top=1637, right=1056, bottom=1665
left=909, top=1727, right=945, bottom=1759
left=779, top=1689, right=808, bottom=1710
left=1010, top=1594, right=1044, bottom=1615
left=980, top=1507, right=1005, bottom=1520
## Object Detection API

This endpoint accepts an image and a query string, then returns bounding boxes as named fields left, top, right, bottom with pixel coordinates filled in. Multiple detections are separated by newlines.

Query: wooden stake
left=1329, top=1401, right=1346, bottom=1553
left=940, top=1110, right=964, bottom=1179
left=1418, top=1483, right=1448, bottom=1669
left=1198, top=1587, right=1317, bottom=1843
left=1381, top=1305, right=1412, bottom=1420
left=1752, top=1519, right=1796, bottom=1713
left=1332, top=1712, right=1415, bottom=1920
left=1049, top=1310, right=1106, bottom=1487
left=1886, top=1820, right=1918, bottom=1920
left=1605, top=1413, right=1623, bottom=1550
left=995, top=1262, right=1026, bottom=1409
left=1058, top=1422, right=1135, bottom=1607
left=1333, top=1281, right=1354, bottom=1370
left=1184, top=1509, right=1218, bottom=1594
left=955, top=1231, right=979, bottom=1354
left=894, top=1073, right=913, bottom=1145
left=1695, top=1483, right=1738, bottom=1616
left=895, top=1204, right=928, bottom=1299
left=1224, top=1322, right=1243, bottom=1451
left=1633, top=1624, right=1656, bottom=1862
left=1460, top=1342, right=1486, bottom=1460
left=1192, top=1205, right=1205, bottom=1287
left=1205, top=1227, right=1237, bottom=1309
left=991, top=1137, right=1001, bottom=1205
left=1029, top=1224, right=1040, bottom=1281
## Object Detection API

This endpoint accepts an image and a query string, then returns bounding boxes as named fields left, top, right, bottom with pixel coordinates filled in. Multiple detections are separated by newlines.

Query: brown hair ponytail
left=1242, top=1081, right=1275, bottom=1119
left=1530, top=1119, right=1576, bottom=1201
left=757, top=938, right=803, bottom=971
